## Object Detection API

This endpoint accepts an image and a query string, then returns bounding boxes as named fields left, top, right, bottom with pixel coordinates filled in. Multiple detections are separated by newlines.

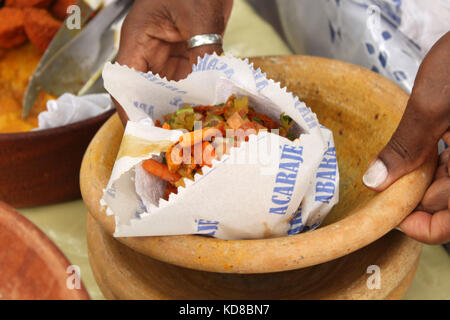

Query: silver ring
left=188, top=34, right=223, bottom=49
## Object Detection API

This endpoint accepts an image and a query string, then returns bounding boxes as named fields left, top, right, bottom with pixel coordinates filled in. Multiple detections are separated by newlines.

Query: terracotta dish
left=0, top=201, right=90, bottom=300
left=81, top=56, right=435, bottom=273
left=87, top=212, right=421, bottom=300
left=0, top=110, right=114, bottom=207
left=0, top=43, right=114, bottom=207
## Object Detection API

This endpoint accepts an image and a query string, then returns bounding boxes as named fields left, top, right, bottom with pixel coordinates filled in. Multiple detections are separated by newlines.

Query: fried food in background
left=23, top=8, right=62, bottom=52
left=0, top=8, right=27, bottom=49
left=0, top=0, right=75, bottom=51
left=0, top=43, right=54, bottom=133
left=50, top=0, right=77, bottom=20
left=5, top=0, right=53, bottom=8
left=0, top=0, right=77, bottom=132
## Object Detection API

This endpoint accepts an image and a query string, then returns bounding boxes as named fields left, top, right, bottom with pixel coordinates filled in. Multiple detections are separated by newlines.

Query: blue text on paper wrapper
left=269, top=144, right=304, bottom=215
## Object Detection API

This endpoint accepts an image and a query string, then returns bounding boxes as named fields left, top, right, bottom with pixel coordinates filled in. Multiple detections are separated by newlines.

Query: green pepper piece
left=176, top=107, right=194, bottom=116
left=286, top=132, right=295, bottom=141
left=280, top=113, right=293, bottom=128
left=252, top=116, right=262, bottom=125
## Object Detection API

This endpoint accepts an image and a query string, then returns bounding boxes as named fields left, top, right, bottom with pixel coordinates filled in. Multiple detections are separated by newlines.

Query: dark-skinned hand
left=114, top=0, right=233, bottom=123
left=363, top=32, right=450, bottom=244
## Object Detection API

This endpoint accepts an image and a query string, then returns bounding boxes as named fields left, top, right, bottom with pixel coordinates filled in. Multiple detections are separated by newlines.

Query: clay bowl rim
left=0, top=109, right=115, bottom=141
left=82, top=55, right=436, bottom=274
left=0, top=109, right=115, bottom=207
left=0, top=201, right=90, bottom=300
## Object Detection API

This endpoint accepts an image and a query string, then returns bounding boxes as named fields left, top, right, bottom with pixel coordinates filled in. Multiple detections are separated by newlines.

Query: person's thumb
left=362, top=104, right=439, bottom=192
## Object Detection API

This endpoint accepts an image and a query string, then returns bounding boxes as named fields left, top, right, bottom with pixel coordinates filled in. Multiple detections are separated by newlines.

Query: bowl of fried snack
left=0, top=0, right=114, bottom=207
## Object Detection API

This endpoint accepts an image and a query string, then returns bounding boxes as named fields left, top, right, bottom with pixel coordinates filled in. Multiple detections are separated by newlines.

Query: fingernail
left=363, top=159, right=388, bottom=188
left=395, top=226, right=403, bottom=232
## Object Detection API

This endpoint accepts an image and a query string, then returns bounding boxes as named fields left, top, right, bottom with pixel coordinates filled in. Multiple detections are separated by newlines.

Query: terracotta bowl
left=0, top=202, right=90, bottom=300
left=0, top=110, right=114, bottom=207
left=81, top=56, right=435, bottom=273
left=87, top=212, right=421, bottom=300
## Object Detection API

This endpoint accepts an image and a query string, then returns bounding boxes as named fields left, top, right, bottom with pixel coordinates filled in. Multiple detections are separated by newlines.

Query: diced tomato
left=164, top=183, right=178, bottom=200
left=248, top=110, right=278, bottom=129
left=201, top=141, right=216, bottom=167
left=193, top=105, right=214, bottom=113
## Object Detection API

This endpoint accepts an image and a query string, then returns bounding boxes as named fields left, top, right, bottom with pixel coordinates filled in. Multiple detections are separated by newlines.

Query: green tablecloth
left=19, top=0, right=449, bottom=300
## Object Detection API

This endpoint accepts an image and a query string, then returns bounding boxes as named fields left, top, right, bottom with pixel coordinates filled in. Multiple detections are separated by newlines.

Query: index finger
left=398, top=210, right=450, bottom=244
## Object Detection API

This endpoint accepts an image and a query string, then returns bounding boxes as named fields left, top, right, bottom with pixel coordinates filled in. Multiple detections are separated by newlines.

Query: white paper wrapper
left=85, top=0, right=117, bottom=10
left=36, top=93, right=113, bottom=130
left=101, top=54, right=339, bottom=240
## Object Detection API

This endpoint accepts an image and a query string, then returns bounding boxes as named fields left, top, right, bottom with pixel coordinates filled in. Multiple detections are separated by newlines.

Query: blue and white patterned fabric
left=249, top=0, right=450, bottom=93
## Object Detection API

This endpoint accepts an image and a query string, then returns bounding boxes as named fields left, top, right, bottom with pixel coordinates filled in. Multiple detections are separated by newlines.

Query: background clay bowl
left=81, top=56, right=435, bottom=273
left=0, top=202, right=90, bottom=300
left=0, top=110, right=114, bottom=207
left=87, top=212, right=421, bottom=300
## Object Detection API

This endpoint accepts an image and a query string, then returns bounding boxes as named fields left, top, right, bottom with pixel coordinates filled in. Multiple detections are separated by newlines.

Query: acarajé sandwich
left=141, top=94, right=295, bottom=200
